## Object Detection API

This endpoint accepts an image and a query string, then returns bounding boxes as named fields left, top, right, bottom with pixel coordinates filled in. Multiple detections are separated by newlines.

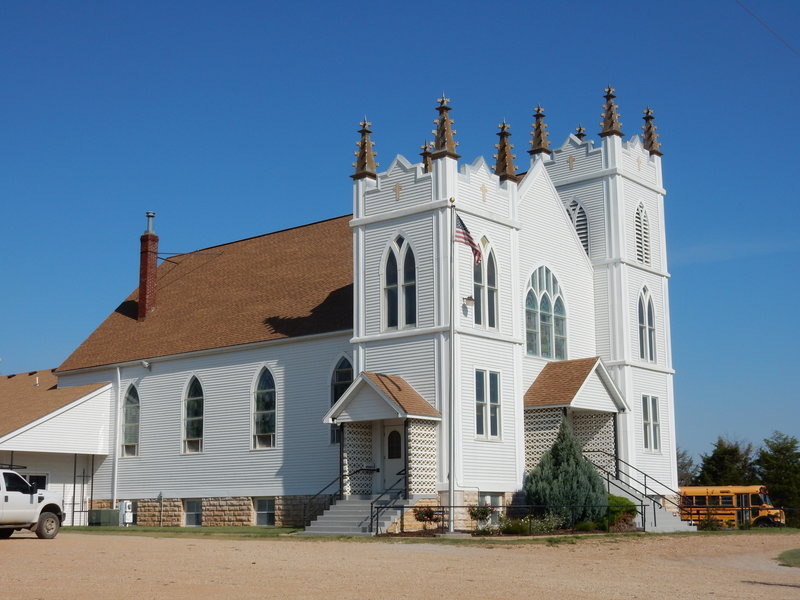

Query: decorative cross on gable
left=393, top=183, right=403, bottom=201
left=480, top=184, right=488, bottom=202
left=567, top=156, right=575, bottom=170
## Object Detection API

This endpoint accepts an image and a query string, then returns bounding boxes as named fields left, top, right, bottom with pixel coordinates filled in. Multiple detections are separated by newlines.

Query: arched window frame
left=638, top=288, right=657, bottom=362
left=383, top=236, right=417, bottom=330
left=253, top=367, right=277, bottom=449
left=524, top=266, right=567, bottom=360
left=183, top=376, right=204, bottom=454
left=566, top=198, right=589, bottom=255
left=635, top=204, right=651, bottom=265
left=122, top=384, right=140, bottom=457
left=330, top=356, right=353, bottom=444
left=473, top=240, right=498, bottom=329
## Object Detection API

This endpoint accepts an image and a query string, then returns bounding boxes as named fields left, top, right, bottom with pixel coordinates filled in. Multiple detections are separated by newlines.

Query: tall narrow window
left=184, top=377, right=203, bottom=453
left=635, top=204, right=651, bottom=265
left=473, top=244, right=498, bottom=329
left=642, top=395, right=660, bottom=451
left=638, top=288, right=656, bottom=362
left=525, top=267, right=567, bottom=360
left=122, top=385, right=139, bottom=457
left=566, top=199, right=589, bottom=255
left=387, top=430, right=402, bottom=459
left=253, top=368, right=276, bottom=449
left=475, top=370, right=501, bottom=439
left=384, top=236, right=416, bottom=329
left=330, top=357, right=352, bottom=443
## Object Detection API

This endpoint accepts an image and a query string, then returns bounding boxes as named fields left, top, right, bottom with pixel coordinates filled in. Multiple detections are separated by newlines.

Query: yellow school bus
left=679, top=485, right=785, bottom=528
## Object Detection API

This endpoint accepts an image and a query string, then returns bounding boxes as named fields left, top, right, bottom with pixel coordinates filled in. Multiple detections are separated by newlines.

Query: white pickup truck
left=1, top=467, right=64, bottom=539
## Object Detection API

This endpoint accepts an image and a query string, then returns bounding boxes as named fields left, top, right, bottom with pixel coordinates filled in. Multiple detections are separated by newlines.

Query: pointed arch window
left=525, top=266, right=567, bottom=360
left=330, top=357, right=353, bottom=444
left=635, top=204, right=651, bottom=265
left=384, top=236, right=416, bottom=329
left=566, top=199, right=589, bottom=255
left=473, top=244, right=498, bottom=329
left=638, top=288, right=657, bottom=362
left=122, top=385, right=139, bottom=457
left=253, top=368, right=276, bottom=449
left=184, top=377, right=204, bottom=453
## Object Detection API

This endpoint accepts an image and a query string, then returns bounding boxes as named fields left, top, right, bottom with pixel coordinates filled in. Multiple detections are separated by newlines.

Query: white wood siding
left=337, top=387, right=398, bottom=422
left=0, top=387, right=112, bottom=455
left=61, top=335, right=352, bottom=500
left=572, top=371, right=617, bottom=413
left=458, top=338, right=518, bottom=490
left=554, top=180, right=608, bottom=261
left=362, top=214, right=437, bottom=335
left=364, top=336, right=437, bottom=408
left=630, top=368, right=676, bottom=490
left=363, top=157, right=432, bottom=217
left=627, top=268, right=667, bottom=368
left=623, top=179, right=663, bottom=273
left=546, top=139, right=604, bottom=182
left=517, top=165, right=597, bottom=359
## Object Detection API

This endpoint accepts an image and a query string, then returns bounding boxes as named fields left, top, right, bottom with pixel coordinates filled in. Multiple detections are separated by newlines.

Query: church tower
left=544, top=87, right=677, bottom=490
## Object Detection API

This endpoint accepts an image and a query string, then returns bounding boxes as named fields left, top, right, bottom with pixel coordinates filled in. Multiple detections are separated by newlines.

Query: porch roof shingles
left=362, top=372, right=440, bottom=418
left=0, top=370, right=108, bottom=438
left=523, top=357, right=600, bottom=408
left=58, top=215, right=354, bottom=372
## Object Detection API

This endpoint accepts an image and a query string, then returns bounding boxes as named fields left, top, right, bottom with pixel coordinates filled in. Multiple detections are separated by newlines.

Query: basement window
left=184, top=499, right=202, bottom=527
left=254, top=498, right=275, bottom=526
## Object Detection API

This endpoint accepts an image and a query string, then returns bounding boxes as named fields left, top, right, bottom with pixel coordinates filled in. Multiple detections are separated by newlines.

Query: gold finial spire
left=575, top=123, right=587, bottom=141
left=493, top=120, right=520, bottom=182
left=599, top=85, right=624, bottom=137
left=431, top=93, right=460, bottom=159
left=641, top=107, right=663, bottom=156
left=420, top=140, right=433, bottom=173
left=351, top=116, right=378, bottom=179
left=528, top=105, right=551, bottom=156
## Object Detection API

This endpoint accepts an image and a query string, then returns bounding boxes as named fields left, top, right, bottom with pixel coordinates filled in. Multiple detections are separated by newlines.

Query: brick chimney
left=138, top=211, right=159, bottom=320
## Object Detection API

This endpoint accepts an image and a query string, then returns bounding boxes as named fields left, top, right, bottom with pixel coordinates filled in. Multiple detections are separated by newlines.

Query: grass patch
left=777, top=548, right=800, bottom=568
left=65, top=526, right=298, bottom=540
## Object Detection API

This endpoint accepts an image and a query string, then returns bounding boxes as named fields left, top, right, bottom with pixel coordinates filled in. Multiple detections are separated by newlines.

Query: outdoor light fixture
left=463, top=296, right=475, bottom=307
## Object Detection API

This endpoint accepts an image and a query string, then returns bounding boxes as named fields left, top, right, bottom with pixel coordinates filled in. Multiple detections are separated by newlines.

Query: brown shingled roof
left=0, top=370, right=108, bottom=438
left=523, top=357, right=600, bottom=408
left=58, top=215, right=354, bottom=372
left=363, top=372, right=441, bottom=418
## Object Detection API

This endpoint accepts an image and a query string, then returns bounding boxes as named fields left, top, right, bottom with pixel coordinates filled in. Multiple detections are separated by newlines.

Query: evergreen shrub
left=523, top=419, right=606, bottom=525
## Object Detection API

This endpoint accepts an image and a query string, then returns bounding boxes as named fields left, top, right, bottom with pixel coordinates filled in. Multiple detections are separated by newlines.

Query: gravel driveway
left=2, top=531, right=799, bottom=599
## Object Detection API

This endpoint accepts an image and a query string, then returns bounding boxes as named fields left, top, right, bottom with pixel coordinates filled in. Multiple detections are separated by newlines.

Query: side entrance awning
left=524, top=357, right=628, bottom=413
left=324, top=371, right=441, bottom=424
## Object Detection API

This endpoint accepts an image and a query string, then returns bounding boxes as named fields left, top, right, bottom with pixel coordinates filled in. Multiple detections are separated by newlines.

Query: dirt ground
left=2, top=531, right=799, bottom=600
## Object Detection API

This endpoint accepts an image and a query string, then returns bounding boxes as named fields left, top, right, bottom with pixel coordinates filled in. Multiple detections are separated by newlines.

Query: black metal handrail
left=304, top=467, right=377, bottom=526
left=584, top=450, right=682, bottom=511
left=370, top=468, right=407, bottom=533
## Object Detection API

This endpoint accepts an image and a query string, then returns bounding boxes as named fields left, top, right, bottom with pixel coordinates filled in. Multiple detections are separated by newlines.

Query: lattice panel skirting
left=407, top=419, right=437, bottom=495
left=342, top=423, right=373, bottom=495
left=524, top=408, right=563, bottom=474
left=573, top=411, right=616, bottom=474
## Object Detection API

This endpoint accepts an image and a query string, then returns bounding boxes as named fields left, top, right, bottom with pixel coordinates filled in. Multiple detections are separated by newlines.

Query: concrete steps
left=299, top=495, right=403, bottom=537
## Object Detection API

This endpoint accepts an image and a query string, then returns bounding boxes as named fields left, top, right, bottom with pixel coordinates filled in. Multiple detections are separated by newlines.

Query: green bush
left=467, top=504, right=495, bottom=523
left=411, top=506, right=441, bottom=529
left=574, top=520, right=595, bottom=532
left=498, top=512, right=564, bottom=535
left=607, top=494, right=638, bottom=524
left=524, top=420, right=607, bottom=524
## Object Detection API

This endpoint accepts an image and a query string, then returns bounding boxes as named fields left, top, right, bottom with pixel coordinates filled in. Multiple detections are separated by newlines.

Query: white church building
left=0, top=88, right=679, bottom=530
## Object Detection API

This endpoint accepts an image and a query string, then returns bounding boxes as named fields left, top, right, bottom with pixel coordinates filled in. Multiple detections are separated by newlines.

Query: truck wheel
left=35, top=512, right=60, bottom=539
left=754, top=517, right=772, bottom=528
left=0, top=529, right=13, bottom=539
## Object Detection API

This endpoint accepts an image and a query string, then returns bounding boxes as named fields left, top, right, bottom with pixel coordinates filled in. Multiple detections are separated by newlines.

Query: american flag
left=455, top=214, right=482, bottom=264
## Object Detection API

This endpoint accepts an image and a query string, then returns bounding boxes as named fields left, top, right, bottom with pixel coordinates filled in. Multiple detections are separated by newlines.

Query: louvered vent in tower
left=566, top=199, right=589, bottom=255
left=635, top=204, right=651, bottom=265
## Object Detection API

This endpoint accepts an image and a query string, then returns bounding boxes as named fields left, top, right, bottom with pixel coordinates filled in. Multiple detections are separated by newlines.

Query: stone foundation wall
left=89, top=499, right=113, bottom=510
left=385, top=497, right=441, bottom=533
left=120, top=495, right=312, bottom=527
left=202, top=497, right=253, bottom=527
left=135, top=498, right=183, bottom=527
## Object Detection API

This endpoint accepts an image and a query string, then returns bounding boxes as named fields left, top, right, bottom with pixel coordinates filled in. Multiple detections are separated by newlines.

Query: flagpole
left=448, top=197, right=456, bottom=533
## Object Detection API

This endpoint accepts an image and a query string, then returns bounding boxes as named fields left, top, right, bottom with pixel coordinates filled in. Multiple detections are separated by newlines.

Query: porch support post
left=403, top=419, right=409, bottom=499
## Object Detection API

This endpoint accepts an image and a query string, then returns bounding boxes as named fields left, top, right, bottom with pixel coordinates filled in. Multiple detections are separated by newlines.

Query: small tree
left=756, top=431, right=800, bottom=527
left=694, top=437, right=757, bottom=485
left=524, top=419, right=606, bottom=524
left=676, top=447, right=697, bottom=486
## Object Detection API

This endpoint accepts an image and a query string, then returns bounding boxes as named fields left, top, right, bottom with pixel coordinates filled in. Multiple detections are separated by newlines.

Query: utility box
left=88, top=509, right=119, bottom=526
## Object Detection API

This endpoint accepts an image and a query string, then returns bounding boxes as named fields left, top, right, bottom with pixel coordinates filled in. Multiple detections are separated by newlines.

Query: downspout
left=447, top=199, right=456, bottom=532
left=112, top=366, right=122, bottom=509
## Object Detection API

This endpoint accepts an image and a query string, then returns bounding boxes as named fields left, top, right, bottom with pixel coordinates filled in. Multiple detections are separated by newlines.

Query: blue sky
left=1, top=1, right=798, bottom=461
